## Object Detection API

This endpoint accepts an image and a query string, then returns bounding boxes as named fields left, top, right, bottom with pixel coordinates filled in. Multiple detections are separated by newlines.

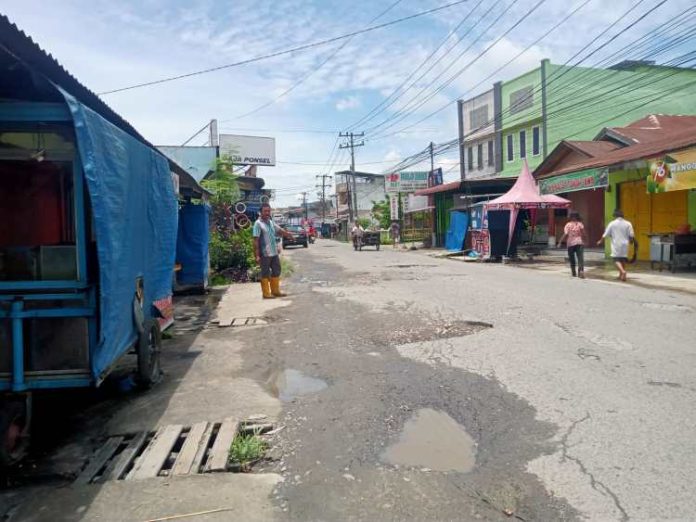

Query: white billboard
left=219, top=134, right=276, bottom=166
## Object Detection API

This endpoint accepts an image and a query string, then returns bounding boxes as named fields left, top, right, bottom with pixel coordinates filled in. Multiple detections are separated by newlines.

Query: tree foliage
left=371, top=197, right=392, bottom=229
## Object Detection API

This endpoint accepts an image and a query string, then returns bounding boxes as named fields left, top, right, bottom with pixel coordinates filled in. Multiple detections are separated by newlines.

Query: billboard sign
left=428, top=167, right=443, bottom=187
left=219, top=134, right=276, bottom=166
left=539, top=168, right=608, bottom=195
left=647, top=147, right=696, bottom=193
left=385, top=171, right=429, bottom=193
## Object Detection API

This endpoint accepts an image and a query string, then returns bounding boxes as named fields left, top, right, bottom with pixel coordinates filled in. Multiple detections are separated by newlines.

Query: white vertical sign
left=389, top=194, right=399, bottom=221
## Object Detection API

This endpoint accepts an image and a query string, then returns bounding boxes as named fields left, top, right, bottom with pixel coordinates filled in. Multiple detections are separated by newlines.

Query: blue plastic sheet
left=177, top=203, right=210, bottom=286
left=61, top=91, right=178, bottom=379
left=445, top=211, right=469, bottom=251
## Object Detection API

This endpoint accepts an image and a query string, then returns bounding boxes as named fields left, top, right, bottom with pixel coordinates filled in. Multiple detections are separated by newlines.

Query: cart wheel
left=376, top=242, right=380, bottom=251
left=137, top=319, right=162, bottom=388
left=303, top=241, right=309, bottom=248
left=0, top=400, right=29, bottom=466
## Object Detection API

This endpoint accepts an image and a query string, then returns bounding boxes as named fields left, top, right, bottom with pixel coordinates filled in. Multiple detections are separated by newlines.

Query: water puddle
left=268, top=369, right=328, bottom=402
left=381, top=408, right=476, bottom=472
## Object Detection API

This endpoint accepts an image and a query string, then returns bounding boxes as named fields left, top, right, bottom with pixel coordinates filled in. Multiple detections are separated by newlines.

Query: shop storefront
left=609, top=146, right=696, bottom=261
left=539, top=168, right=608, bottom=245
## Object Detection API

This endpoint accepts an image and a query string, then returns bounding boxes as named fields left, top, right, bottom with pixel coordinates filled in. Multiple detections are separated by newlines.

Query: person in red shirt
left=559, top=211, right=588, bottom=278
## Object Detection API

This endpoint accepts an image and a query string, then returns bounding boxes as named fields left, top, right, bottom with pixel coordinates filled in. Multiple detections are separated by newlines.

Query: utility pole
left=429, top=141, right=435, bottom=173
left=339, top=132, right=364, bottom=222
left=300, top=191, right=308, bottom=221
left=316, top=174, right=332, bottom=224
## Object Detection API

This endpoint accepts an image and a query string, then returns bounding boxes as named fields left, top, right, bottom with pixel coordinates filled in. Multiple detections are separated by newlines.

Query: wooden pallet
left=75, top=418, right=244, bottom=484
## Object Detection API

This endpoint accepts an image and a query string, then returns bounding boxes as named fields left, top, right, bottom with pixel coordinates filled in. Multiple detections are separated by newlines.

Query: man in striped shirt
left=253, top=203, right=293, bottom=299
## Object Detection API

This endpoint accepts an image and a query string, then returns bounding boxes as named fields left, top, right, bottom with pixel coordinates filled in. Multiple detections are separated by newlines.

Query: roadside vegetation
left=202, top=155, right=256, bottom=283
left=229, top=432, right=267, bottom=472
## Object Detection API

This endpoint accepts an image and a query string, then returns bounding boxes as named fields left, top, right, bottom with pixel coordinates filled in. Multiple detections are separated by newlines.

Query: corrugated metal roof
left=0, top=14, right=208, bottom=198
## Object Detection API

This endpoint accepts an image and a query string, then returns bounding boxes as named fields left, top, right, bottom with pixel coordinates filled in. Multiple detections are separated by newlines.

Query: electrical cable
left=98, top=0, right=470, bottom=95
left=230, top=0, right=405, bottom=120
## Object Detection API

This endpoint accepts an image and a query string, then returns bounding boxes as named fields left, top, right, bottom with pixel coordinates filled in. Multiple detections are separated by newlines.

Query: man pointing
left=253, top=203, right=293, bottom=299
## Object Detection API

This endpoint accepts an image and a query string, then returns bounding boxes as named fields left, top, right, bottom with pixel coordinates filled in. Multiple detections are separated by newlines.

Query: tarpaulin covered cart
left=0, top=22, right=178, bottom=463
left=485, top=161, right=570, bottom=256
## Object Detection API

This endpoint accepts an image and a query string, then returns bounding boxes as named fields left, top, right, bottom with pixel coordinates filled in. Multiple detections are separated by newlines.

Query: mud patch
left=381, top=408, right=476, bottom=472
left=268, top=369, right=328, bottom=402
left=384, top=320, right=491, bottom=345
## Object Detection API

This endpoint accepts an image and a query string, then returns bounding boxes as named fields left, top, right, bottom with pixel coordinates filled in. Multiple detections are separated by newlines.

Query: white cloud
left=335, top=96, right=361, bottom=111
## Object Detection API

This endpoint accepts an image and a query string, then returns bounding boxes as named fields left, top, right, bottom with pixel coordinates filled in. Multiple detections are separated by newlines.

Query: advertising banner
left=385, top=171, right=429, bottom=193
left=428, top=167, right=443, bottom=187
left=219, top=134, right=276, bottom=166
left=647, top=147, right=696, bottom=193
left=539, top=168, right=608, bottom=195
left=389, top=194, right=399, bottom=221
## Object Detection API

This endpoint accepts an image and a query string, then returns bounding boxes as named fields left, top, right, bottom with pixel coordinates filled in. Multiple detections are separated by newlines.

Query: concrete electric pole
left=316, top=174, right=332, bottom=224
left=339, top=132, right=364, bottom=222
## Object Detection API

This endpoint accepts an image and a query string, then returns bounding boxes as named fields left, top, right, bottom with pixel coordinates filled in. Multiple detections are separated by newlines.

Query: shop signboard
left=385, top=171, right=429, bottom=193
left=219, top=134, right=276, bottom=166
left=539, top=168, right=608, bottom=195
left=428, top=167, right=443, bottom=187
left=647, top=146, right=696, bottom=193
left=389, top=194, right=399, bottom=221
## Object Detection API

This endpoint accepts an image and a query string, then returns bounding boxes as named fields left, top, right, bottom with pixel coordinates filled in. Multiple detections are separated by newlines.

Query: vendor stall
left=485, top=161, right=570, bottom=256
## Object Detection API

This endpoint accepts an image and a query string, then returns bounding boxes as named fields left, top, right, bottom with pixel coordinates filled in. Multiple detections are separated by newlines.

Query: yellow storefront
left=608, top=146, right=696, bottom=261
left=618, top=180, right=688, bottom=260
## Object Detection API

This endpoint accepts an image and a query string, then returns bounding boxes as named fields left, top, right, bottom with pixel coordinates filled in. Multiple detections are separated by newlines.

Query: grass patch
left=281, top=257, right=295, bottom=276
left=229, top=433, right=267, bottom=471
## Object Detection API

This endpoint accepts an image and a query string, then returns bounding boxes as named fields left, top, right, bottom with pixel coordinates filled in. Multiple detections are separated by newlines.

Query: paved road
left=262, top=241, right=696, bottom=521
left=3, top=239, right=695, bottom=521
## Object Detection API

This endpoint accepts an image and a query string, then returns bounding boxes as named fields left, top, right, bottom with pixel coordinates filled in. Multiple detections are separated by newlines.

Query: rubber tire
left=303, top=241, right=308, bottom=248
left=377, top=242, right=380, bottom=251
left=137, top=319, right=162, bottom=388
left=0, top=400, right=29, bottom=466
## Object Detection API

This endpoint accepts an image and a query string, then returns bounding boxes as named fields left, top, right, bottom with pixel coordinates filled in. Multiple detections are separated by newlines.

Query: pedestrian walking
left=389, top=221, right=400, bottom=249
left=253, top=203, right=293, bottom=299
left=597, top=209, right=635, bottom=281
left=559, top=211, right=587, bottom=278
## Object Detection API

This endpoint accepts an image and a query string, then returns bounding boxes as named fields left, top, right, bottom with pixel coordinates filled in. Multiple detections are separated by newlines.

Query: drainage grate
left=217, top=317, right=268, bottom=328
left=75, top=418, right=271, bottom=484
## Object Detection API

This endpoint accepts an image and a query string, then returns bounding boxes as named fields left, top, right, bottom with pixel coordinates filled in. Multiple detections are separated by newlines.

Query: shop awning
left=414, top=180, right=462, bottom=196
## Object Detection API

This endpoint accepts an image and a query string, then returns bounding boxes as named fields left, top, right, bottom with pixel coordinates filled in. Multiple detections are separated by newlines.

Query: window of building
left=467, top=146, right=474, bottom=171
left=509, top=86, right=534, bottom=114
left=469, top=105, right=489, bottom=131
left=487, top=140, right=494, bottom=166
left=519, top=130, right=527, bottom=159
left=506, top=135, right=513, bottom=162
left=477, top=144, right=483, bottom=169
left=532, top=126, right=540, bottom=155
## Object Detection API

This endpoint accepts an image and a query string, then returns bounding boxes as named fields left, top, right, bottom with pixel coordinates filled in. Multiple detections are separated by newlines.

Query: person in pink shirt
left=559, top=211, right=587, bottom=278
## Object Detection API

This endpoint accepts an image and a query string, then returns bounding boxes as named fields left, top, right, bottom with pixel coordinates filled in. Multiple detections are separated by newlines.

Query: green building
left=496, top=60, right=696, bottom=178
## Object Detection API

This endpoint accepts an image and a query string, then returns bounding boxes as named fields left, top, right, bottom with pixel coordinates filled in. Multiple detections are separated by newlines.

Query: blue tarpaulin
left=445, top=211, right=469, bottom=251
left=177, top=203, right=210, bottom=286
left=61, top=91, right=178, bottom=379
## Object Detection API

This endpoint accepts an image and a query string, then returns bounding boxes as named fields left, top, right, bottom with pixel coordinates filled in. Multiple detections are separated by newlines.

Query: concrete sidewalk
left=418, top=246, right=696, bottom=294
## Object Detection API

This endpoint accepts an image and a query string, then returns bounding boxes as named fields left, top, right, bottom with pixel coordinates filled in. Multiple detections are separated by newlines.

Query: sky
left=2, top=0, right=694, bottom=206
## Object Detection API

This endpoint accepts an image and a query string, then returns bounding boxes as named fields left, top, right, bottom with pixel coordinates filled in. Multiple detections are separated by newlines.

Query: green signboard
left=539, top=168, right=608, bottom=195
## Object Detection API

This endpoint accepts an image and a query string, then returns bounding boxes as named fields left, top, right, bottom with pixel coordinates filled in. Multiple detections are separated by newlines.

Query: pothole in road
left=385, top=264, right=438, bottom=269
left=381, top=408, right=476, bottom=472
left=268, top=369, right=328, bottom=402
left=384, top=320, right=491, bottom=345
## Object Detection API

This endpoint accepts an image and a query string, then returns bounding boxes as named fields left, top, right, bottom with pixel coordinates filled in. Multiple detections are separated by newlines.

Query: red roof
left=567, top=141, right=622, bottom=157
left=603, top=114, right=696, bottom=144
left=539, top=126, right=696, bottom=178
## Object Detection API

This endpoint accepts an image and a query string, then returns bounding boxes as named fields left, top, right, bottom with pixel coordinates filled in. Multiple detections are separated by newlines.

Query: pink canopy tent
left=485, top=160, right=571, bottom=253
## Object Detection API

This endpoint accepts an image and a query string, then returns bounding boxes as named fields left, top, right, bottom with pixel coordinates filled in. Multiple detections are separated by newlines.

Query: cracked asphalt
left=3, top=239, right=695, bottom=521
left=252, top=240, right=696, bottom=521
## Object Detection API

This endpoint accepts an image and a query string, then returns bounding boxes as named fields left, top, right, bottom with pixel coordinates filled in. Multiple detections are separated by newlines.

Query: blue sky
left=2, top=0, right=694, bottom=205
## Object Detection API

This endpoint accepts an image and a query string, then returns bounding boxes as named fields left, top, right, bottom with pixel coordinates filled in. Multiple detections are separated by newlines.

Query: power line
left=230, top=0, right=405, bottom=120
left=346, top=0, right=493, bottom=131
left=368, top=0, right=670, bottom=141
left=98, top=0, right=470, bottom=95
